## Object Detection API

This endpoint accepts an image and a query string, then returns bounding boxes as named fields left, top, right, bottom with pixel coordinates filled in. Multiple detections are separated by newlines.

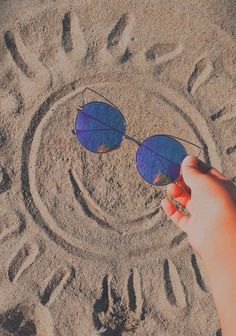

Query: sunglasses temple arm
left=81, top=87, right=121, bottom=111
left=166, top=135, right=203, bottom=158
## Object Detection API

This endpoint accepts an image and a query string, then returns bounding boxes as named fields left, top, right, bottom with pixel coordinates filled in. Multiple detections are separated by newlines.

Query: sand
left=0, top=0, right=235, bottom=335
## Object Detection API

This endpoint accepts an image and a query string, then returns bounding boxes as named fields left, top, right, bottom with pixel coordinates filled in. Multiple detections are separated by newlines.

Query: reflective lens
left=136, top=135, right=187, bottom=186
left=75, top=102, right=126, bottom=153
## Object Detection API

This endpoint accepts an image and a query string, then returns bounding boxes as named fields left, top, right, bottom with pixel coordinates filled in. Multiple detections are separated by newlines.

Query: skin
left=161, top=155, right=236, bottom=336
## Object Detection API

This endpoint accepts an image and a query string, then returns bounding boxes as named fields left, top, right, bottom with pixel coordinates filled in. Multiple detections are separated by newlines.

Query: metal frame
left=77, top=86, right=203, bottom=158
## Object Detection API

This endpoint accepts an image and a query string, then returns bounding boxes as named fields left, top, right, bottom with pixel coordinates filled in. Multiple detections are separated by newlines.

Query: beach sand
left=0, top=0, right=235, bottom=335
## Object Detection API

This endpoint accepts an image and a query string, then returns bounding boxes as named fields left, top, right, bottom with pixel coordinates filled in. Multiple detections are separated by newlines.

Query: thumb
left=180, top=155, right=205, bottom=188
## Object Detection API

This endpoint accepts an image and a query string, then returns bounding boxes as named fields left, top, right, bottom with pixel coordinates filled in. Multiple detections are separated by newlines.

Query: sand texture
left=0, top=0, right=236, bottom=335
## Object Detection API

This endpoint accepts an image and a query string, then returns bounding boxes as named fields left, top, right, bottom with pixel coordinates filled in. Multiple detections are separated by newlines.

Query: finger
left=167, top=183, right=191, bottom=207
left=169, top=206, right=187, bottom=225
left=161, top=198, right=177, bottom=217
left=208, top=167, right=228, bottom=180
left=161, top=198, right=189, bottom=229
left=175, top=175, right=191, bottom=193
left=180, top=155, right=205, bottom=188
left=185, top=199, right=191, bottom=211
left=190, top=157, right=227, bottom=180
left=176, top=195, right=190, bottom=208
left=167, top=183, right=186, bottom=197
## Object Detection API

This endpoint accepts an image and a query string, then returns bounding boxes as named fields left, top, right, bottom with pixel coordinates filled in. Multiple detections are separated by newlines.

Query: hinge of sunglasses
left=123, top=134, right=142, bottom=146
left=80, top=87, right=121, bottom=111
left=166, top=134, right=203, bottom=158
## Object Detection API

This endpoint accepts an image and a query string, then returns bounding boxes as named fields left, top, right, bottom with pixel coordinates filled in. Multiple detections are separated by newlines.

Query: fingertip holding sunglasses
left=73, top=87, right=202, bottom=187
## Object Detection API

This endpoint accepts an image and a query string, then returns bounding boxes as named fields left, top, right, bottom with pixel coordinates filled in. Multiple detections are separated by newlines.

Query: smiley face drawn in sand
left=21, top=77, right=221, bottom=262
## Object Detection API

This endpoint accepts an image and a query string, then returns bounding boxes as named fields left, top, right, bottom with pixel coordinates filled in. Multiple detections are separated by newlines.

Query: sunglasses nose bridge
left=123, top=134, right=141, bottom=146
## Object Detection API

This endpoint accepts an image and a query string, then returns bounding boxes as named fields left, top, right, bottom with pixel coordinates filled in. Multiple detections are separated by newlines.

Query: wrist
left=195, top=218, right=236, bottom=265
left=200, top=222, right=236, bottom=272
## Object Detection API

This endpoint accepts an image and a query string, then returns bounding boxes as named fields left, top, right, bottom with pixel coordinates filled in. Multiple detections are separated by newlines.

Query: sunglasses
left=74, top=87, right=202, bottom=187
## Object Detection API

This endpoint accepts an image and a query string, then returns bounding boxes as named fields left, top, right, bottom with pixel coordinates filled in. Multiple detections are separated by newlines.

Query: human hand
left=161, top=155, right=236, bottom=259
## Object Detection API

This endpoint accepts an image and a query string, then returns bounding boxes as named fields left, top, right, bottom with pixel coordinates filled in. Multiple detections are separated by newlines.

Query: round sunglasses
left=74, top=87, right=202, bottom=187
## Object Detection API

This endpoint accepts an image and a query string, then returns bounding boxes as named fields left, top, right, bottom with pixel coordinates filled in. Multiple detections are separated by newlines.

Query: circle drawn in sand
left=21, top=75, right=221, bottom=260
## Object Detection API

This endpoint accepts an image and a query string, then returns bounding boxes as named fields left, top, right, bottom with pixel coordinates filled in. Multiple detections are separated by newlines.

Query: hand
left=161, top=155, right=236, bottom=258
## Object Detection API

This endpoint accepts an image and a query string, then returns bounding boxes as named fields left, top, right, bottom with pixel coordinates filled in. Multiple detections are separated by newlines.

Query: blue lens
left=136, top=135, right=187, bottom=186
left=75, top=102, right=126, bottom=153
